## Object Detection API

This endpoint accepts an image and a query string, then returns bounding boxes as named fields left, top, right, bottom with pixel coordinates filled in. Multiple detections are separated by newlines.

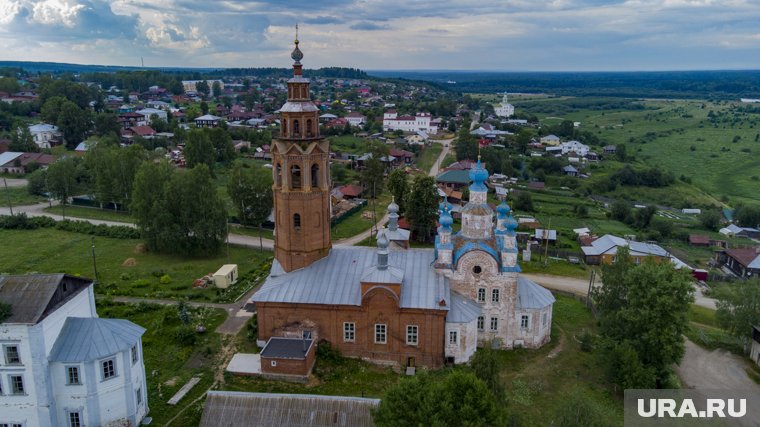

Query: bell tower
left=272, top=29, right=332, bottom=272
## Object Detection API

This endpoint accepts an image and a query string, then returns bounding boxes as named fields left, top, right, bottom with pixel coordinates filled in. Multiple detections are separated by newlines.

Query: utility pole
left=90, top=237, right=99, bottom=283
left=3, top=178, right=13, bottom=216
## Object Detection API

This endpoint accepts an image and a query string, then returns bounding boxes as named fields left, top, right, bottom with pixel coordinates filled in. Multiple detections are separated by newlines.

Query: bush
left=120, top=273, right=132, bottom=281
left=174, top=326, right=196, bottom=346
left=152, top=269, right=166, bottom=278
left=132, top=279, right=151, bottom=288
left=159, top=274, right=172, bottom=284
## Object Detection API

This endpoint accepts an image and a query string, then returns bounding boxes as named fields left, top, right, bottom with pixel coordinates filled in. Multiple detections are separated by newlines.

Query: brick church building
left=251, top=37, right=555, bottom=369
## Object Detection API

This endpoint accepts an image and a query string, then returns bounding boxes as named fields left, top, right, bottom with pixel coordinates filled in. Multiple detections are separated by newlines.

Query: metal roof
left=0, top=151, right=23, bottom=166
left=49, top=317, right=145, bottom=362
left=260, top=337, right=313, bottom=360
left=580, top=234, right=668, bottom=257
left=0, top=274, right=92, bottom=324
left=447, top=292, right=481, bottom=323
left=517, top=276, right=556, bottom=309
left=436, top=169, right=471, bottom=184
left=278, top=102, right=319, bottom=113
left=252, top=247, right=450, bottom=311
left=200, top=391, right=380, bottom=427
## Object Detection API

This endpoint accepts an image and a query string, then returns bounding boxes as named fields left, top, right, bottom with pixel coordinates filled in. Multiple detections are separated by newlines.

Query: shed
left=200, top=391, right=380, bottom=427
left=688, top=234, right=710, bottom=247
left=213, top=264, right=239, bottom=289
left=260, top=337, right=316, bottom=379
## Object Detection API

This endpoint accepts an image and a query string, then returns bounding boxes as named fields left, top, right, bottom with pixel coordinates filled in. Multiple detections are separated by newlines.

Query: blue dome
left=469, top=158, right=489, bottom=186
left=496, top=200, right=511, bottom=216
left=440, top=211, right=453, bottom=227
left=505, top=214, right=518, bottom=231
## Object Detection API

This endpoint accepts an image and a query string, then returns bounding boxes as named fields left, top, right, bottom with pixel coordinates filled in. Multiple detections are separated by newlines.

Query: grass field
left=685, top=304, right=744, bottom=355
left=98, top=301, right=228, bottom=426
left=0, top=228, right=271, bottom=301
left=331, top=192, right=392, bottom=240
left=1, top=186, right=47, bottom=207
left=415, top=143, right=443, bottom=172
left=517, top=97, right=760, bottom=204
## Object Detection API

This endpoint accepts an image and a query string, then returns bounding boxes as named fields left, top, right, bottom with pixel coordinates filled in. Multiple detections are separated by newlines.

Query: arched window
left=275, top=163, right=282, bottom=187
left=291, top=164, right=301, bottom=189
left=306, top=119, right=313, bottom=137
left=281, top=119, right=287, bottom=138
left=311, top=164, right=319, bottom=188
left=492, top=289, right=500, bottom=303
left=293, top=119, right=300, bottom=136
left=293, top=213, right=301, bottom=230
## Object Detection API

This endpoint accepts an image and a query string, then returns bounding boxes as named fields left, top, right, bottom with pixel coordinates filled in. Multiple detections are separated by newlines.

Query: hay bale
left=133, top=243, right=147, bottom=254
left=122, top=258, right=137, bottom=267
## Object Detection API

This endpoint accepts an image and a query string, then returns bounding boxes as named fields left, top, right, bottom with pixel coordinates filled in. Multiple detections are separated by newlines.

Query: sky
left=1, top=0, right=760, bottom=71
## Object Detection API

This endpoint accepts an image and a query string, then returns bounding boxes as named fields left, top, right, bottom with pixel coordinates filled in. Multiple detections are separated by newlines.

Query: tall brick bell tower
left=272, top=30, right=332, bottom=272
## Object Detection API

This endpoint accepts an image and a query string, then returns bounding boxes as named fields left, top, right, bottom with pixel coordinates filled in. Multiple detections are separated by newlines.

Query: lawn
left=331, top=192, right=392, bottom=240
left=685, top=304, right=745, bottom=355
left=228, top=224, right=274, bottom=240
left=97, top=301, right=228, bottom=426
left=0, top=228, right=271, bottom=302
left=415, top=143, right=443, bottom=172
left=1, top=186, right=47, bottom=207
left=329, top=135, right=368, bottom=155
left=45, top=205, right=134, bottom=223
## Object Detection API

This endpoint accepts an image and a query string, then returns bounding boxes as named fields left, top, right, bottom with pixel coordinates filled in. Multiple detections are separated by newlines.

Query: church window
left=477, top=288, right=486, bottom=303
left=275, top=163, right=282, bottom=186
left=291, top=165, right=302, bottom=189
left=306, top=119, right=313, bottom=137
left=492, top=289, right=500, bottom=303
left=472, top=265, right=482, bottom=275
left=406, top=325, right=418, bottom=345
left=375, top=324, right=387, bottom=344
left=490, top=317, right=498, bottom=331
left=311, top=164, right=319, bottom=188
left=477, top=316, right=484, bottom=331
left=542, top=312, right=548, bottom=328
left=293, top=119, right=300, bottom=136
left=282, top=119, right=287, bottom=137
left=293, top=214, right=301, bottom=230
left=521, top=315, right=530, bottom=329
left=343, top=322, right=355, bottom=342
left=448, top=331, right=458, bottom=345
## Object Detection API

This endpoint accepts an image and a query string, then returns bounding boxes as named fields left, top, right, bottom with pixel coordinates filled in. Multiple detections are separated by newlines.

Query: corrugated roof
left=447, top=292, right=481, bottom=323
left=261, top=338, right=313, bottom=360
left=580, top=234, right=667, bottom=257
left=49, top=317, right=145, bottom=362
left=517, top=276, right=556, bottom=309
left=0, top=274, right=91, bottom=324
left=253, top=247, right=450, bottom=311
left=200, top=391, right=380, bottom=427
left=0, top=151, right=23, bottom=166
left=436, top=169, right=471, bottom=184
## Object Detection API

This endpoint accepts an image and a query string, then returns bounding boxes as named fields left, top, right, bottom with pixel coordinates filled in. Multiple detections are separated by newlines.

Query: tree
left=184, top=129, right=216, bottom=171
left=610, top=200, right=630, bottom=222
left=373, top=371, right=503, bottom=427
left=735, top=204, right=760, bottom=228
left=404, top=175, right=438, bottom=242
left=227, top=163, right=273, bottom=250
left=361, top=140, right=389, bottom=198
left=40, top=96, right=68, bottom=124
left=9, top=126, right=37, bottom=152
left=515, top=128, right=532, bottom=154
left=26, top=169, right=48, bottom=196
left=592, top=248, right=694, bottom=387
left=615, top=144, right=627, bottom=162
left=469, top=345, right=504, bottom=400
left=131, top=162, right=227, bottom=255
left=386, top=168, right=408, bottom=214
left=200, top=101, right=209, bottom=115
left=714, top=279, right=760, bottom=348
left=513, top=191, right=534, bottom=212
left=205, top=127, right=236, bottom=163
left=196, top=80, right=210, bottom=97
left=93, top=112, right=121, bottom=139
left=455, top=125, right=478, bottom=161
left=699, top=209, right=722, bottom=231
left=47, top=156, right=88, bottom=216
left=85, top=143, right=147, bottom=210
left=57, top=101, right=91, bottom=148
left=212, top=81, right=222, bottom=98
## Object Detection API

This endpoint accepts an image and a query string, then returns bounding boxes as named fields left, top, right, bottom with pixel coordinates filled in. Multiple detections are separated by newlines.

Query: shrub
left=120, top=273, right=132, bottom=281
left=174, top=326, right=196, bottom=346
left=151, top=269, right=165, bottom=278
left=132, top=279, right=151, bottom=288
left=159, top=274, right=172, bottom=284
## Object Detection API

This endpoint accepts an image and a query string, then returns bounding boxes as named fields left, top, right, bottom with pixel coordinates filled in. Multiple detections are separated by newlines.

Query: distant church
left=250, top=38, right=554, bottom=369
left=495, top=93, right=515, bottom=118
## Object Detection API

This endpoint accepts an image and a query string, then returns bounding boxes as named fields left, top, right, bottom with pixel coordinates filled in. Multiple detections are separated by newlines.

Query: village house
left=28, top=123, right=62, bottom=149
left=135, top=107, right=167, bottom=124
left=383, top=111, right=438, bottom=134
left=722, top=247, right=760, bottom=278
left=540, top=134, right=560, bottom=146
left=345, top=111, right=366, bottom=126
left=0, top=274, right=149, bottom=427
left=195, top=114, right=223, bottom=128
left=581, top=234, right=670, bottom=265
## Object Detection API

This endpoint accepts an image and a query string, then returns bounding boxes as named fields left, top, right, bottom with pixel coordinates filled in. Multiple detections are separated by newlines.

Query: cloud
left=349, top=21, right=390, bottom=31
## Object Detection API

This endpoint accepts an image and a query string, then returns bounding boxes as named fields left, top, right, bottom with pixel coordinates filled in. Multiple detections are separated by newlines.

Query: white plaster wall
left=444, top=321, right=477, bottom=364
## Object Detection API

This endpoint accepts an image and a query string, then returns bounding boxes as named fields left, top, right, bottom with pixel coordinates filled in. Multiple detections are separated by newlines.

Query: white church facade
left=495, top=94, right=515, bottom=118
left=382, top=110, right=438, bottom=134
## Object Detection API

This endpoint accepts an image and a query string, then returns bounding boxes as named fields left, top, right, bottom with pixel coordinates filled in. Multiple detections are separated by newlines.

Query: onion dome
left=291, top=39, right=303, bottom=64
left=469, top=157, right=488, bottom=192
left=388, top=199, right=399, bottom=215
left=496, top=200, right=511, bottom=217
left=505, top=212, right=518, bottom=231
left=438, top=202, right=453, bottom=231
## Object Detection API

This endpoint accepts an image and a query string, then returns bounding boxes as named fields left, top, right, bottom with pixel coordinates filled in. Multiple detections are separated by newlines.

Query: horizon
left=1, top=1, right=759, bottom=71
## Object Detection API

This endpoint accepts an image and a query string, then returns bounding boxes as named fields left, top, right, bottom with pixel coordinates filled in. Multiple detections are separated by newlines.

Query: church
left=250, top=37, right=555, bottom=369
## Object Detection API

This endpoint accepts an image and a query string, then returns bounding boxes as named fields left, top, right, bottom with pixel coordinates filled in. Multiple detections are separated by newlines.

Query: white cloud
left=31, top=0, right=85, bottom=26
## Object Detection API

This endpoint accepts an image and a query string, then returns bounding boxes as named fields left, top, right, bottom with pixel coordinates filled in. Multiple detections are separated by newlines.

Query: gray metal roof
left=0, top=151, right=23, bottom=166
left=261, top=337, right=313, bottom=360
left=200, top=391, right=380, bottom=427
left=49, top=317, right=145, bottom=362
left=278, top=101, right=319, bottom=113
left=0, top=274, right=92, bottom=324
left=517, top=276, right=556, bottom=309
left=253, top=247, right=450, bottom=311
left=581, top=234, right=668, bottom=257
left=447, top=292, right=481, bottom=323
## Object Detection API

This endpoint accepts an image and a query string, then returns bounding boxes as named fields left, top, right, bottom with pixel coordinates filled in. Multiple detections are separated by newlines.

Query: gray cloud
left=349, top=21, right=390, bottom=31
